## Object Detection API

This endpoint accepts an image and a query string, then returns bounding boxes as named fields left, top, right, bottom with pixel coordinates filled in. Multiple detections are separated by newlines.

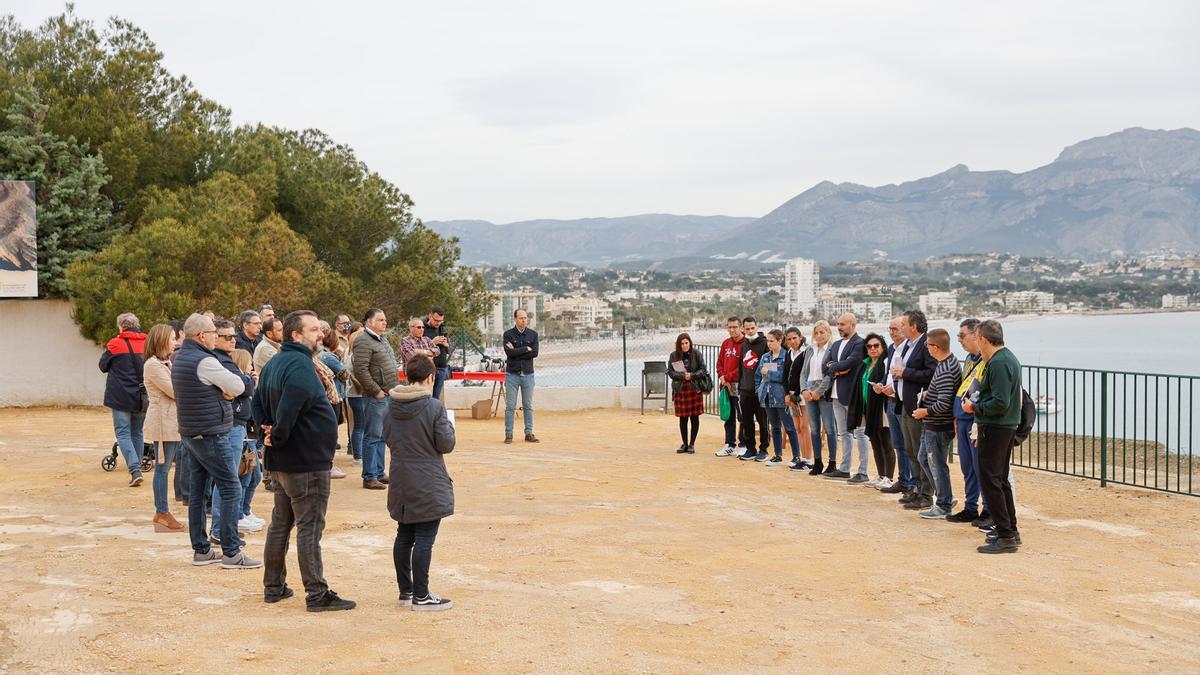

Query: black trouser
left=977, top=424, right=1019, bottom=539
left=394, top=519, right=442, bottom=599
left=738, top=391, right=769, bottom=453
left=901, top=413, right=932, bottom=496
left=679, top=415, right=700, bottom=446
left=264, top=471, right=331, bottom=603
left=724, top=390, right=742, bottom=446
left=867, top=426, right=895, bottom=479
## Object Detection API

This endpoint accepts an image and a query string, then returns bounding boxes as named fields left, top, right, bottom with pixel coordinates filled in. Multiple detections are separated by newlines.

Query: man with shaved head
left=173, top=313, right=260, bottom=569
left=822, top=313, right=869, bottom=482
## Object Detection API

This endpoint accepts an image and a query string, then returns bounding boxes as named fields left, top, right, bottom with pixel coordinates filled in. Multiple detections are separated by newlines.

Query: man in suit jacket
left=822, top=313, right=869, bottom=482
left=890, top=309, right=937, bottom=508
left=878, top=317, right=913, bottom=494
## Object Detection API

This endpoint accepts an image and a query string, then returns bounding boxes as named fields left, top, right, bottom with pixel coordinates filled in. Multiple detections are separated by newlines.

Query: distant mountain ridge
left=431, top=127, right=1200, bottom=266
left=426, top=214, right=754, bottom=266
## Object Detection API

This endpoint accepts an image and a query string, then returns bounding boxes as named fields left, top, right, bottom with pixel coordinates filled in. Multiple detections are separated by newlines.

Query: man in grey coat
left=383, top=356, right=455, bottom=611
left=352, top=308, right=399, bottom=489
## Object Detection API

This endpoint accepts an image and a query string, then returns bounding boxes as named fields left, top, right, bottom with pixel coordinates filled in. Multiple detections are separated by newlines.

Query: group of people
left=667, top=309, right=1025, bottom=554
left=98, top=305, right=460, bottom=612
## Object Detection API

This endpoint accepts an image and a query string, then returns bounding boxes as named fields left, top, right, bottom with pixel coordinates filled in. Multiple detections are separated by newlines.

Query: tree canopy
left=1, top=6, right=492, bottom=340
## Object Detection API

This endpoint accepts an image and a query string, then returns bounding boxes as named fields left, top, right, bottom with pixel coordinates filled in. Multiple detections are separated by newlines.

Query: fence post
left=622, top=323, right=628, bottom=387
left=1100, top=371, right=1108, bottom=488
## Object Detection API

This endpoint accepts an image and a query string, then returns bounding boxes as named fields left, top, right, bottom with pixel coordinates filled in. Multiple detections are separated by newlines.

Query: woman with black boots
left=667, top=333, right=708, bottom=453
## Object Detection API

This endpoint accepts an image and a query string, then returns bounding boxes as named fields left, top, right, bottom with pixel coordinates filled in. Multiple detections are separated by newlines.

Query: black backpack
left=1011, top=388, right=1036, bottom=447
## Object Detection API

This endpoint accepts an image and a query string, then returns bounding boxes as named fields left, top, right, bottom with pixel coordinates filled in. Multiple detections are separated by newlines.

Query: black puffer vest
left=172, top=339, right=234, bottom=437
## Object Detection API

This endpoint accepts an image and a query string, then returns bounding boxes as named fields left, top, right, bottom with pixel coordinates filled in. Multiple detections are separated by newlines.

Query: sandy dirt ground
left=2, top=406, right=1200, bottom=673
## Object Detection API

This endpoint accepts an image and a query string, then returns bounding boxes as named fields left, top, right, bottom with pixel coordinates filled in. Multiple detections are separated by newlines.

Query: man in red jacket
left=714, top=316, right=745, bottom=456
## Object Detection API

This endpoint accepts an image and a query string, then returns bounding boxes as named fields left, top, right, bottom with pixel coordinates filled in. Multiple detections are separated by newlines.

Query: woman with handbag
left=756, top=329, right=801, bottom=467
left=667, top=332, right=708, bottom=454
left=231, top=349, right=265, bottom=529
left=144, top=324, right=184, bottom=532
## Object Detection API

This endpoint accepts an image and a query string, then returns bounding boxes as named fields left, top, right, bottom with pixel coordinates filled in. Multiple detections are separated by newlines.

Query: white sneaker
left=237, top=516, right=264, bottom=533
left=876, top=477, right=893, bottom=490
left=715, top=445, right=735, bottom=457
left=329, top=466, right=347, bottom=479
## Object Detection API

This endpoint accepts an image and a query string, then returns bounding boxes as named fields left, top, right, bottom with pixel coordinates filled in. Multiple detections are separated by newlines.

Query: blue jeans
left=805, top=399, right=836, bottom=465
left=211, top=425, right=248, bottom=536
left=242, top=448, right=261, bottom=517
left=918, top=429, right=955, bottom=509
left=954, top=398, right=981, bottom=513
left=433, top=367, right=450, bottom=401
left=361, top=396, right=388, bottom=481
left=348, top=396, right=368, bottom=460
left=832, top=399, right=870, bottom=476
left=152, top=441, right=180, bottom=514
left=111, top=409, right=145, bottom=476
left=184, top=433, right=241, bottom=557
left=505, top=372, right=535, bottom=436
left=765, top=406, right=800, bottom=460
left=887, top=405, right=913, bottom=487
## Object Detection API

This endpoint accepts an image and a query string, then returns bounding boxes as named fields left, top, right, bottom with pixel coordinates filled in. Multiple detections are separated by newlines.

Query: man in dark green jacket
left=963, top=319, right=1022, bottom=554
left=253, top=310, right=355, bottom=612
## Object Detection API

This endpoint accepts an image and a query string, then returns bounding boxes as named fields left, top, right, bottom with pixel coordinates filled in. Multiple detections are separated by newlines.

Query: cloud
left=453, top=64, right=640, bottom=130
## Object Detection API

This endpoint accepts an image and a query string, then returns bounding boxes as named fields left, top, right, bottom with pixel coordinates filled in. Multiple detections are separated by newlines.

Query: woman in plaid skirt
left=667, top=333, right=708, bottom=454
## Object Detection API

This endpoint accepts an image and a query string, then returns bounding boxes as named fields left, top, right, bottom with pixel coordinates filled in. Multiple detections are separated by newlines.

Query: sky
left=8, top=1, right=1200, bottom=224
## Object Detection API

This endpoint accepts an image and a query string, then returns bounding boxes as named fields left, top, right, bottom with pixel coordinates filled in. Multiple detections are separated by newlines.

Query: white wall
left=0, top=299, right=108, bottom=407
left=0, top=300, right=664, bottom=412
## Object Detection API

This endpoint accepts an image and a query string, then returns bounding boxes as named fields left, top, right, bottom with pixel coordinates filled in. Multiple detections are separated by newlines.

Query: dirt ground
left=2, top=407, right=1200, bottom=673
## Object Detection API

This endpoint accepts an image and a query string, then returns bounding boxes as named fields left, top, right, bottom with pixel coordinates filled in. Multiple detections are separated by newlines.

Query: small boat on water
left=1035, top=395, right=1061, bottom=414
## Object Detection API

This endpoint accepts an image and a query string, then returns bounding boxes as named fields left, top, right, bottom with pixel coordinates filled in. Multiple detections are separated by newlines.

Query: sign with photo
left=0, top=180, right=37, bottom=297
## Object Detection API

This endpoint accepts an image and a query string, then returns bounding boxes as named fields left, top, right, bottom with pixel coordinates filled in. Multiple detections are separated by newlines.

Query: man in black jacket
left=891, top=309, right=937, bottom=509
left=823, top=313, right=868, bottom=482
left=424, top=306, right=452, bottom=400
left=235, top=310, right=263, bottom=355
left=253, top=310, right=355, bottom=612
left=503, top=309, right=539, bottom=444
left=736, top=317, right=770, bottom=461
left=99, top=312, right=148, bottom=487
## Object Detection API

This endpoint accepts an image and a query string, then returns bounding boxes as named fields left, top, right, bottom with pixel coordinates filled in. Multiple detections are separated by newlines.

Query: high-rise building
left=780, top=258, right=819, bottom=316
left=1005, top=291, right=1054, bottom=313
left=478, top=291, right=546, bottom=337
left=919, top=291, right=959, bottom=319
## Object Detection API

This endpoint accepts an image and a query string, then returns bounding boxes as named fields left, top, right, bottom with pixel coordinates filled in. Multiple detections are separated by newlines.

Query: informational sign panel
left=0, top=180, right=37, bottom=297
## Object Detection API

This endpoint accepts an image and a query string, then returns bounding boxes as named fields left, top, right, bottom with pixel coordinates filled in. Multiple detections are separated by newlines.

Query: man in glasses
left=399, top=317, right=438, bottom=369
left=948, top=318, right=985, bottom=525
left=423, top=307, right=452, bottom=400
left=172, top=313, right=260, bottom=569
left=236, top=310, right=263, bottom=355
left=210, top=320, right=259, bottom=542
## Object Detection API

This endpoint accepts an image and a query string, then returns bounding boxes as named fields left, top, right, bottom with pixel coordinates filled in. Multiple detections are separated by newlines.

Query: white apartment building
left=544, top=296, right=614, bottom=330
left=1005, top=291, right=1054, bottom=313
left=1162, top=294, right=1191, bottom=309
left=780, top=258, right=819, bottom=316
left=478, top=290, right=546, bottom=337
left=851, top=301, right=892, bottom=324
left=919, top=291, right=959, bottom=319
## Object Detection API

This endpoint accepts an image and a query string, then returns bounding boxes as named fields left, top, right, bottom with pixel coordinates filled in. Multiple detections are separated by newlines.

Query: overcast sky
left=8, top=1, right=1200, bottom=223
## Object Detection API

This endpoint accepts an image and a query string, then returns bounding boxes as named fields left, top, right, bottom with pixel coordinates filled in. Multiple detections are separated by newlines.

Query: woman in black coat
left=384, top=356, right=456, bottom=611
left=860, top=333, right=896, bottom=487
left=783, top=327, right=814, bottom=469
left=667, top=332, right=707, bottom=454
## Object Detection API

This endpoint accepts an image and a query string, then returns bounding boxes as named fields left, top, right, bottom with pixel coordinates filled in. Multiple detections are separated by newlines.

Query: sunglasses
left=218, top=334, right=236, bottom=340
left=866, top=343, right=884, bottom=350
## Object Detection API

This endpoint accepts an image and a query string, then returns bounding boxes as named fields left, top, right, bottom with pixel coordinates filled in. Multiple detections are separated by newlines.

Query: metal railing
left=1022, top=365, right=1198, bottom=496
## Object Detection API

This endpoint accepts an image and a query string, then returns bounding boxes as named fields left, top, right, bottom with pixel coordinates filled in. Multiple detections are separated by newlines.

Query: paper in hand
left=446, top=409, right=456, bottom=429
left=671, top=360, right=686, bottom=373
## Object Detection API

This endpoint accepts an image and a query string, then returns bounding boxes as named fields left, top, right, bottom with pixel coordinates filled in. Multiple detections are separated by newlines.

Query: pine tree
left=0, top=89, right=117, bottom=297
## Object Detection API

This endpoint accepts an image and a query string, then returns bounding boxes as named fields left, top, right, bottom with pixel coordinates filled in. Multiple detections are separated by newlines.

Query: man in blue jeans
left=424, top=306, right=452, bottom=401
left=99, top=312, right=148, bottom=487
left=172, top=313, right=260, bottom=569
left=352, top=308, right=399, bottom=489
left=948, top=319, right=985, bottom=523
left=503, top=309, right=539, bottom=444
left=880, top=318, right=912, bottom=495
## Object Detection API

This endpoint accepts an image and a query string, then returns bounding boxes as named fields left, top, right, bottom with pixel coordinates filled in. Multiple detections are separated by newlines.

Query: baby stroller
left=101, top=441, right=155, bottom=474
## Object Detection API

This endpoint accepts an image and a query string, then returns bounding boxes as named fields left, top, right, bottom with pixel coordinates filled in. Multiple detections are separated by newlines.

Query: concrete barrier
left=0, top=299, right=108, bottom=407
left=444, top=384, right=654, bottom=412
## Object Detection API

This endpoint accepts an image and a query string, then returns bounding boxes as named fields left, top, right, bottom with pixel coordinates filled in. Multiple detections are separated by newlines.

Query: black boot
left=808, top=459, right=824, bottom=475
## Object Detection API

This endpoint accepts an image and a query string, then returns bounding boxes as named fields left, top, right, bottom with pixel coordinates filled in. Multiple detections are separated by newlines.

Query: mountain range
left=427, top=127, right=1200, bottom=267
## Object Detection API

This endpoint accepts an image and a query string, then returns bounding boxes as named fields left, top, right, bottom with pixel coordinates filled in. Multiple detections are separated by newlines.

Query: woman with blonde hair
left=798, top=319, right=837, bottom=475
left=144, top=323, right=184, bottom=532
left=229, top=348, right=265, bottom=527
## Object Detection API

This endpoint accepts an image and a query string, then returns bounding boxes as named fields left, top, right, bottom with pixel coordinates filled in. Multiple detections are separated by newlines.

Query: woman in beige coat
left=144, top=324, right=184, bottom=532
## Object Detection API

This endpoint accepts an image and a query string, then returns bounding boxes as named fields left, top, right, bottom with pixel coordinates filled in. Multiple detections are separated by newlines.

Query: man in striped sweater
left=910, top=329, right=961, bottom=520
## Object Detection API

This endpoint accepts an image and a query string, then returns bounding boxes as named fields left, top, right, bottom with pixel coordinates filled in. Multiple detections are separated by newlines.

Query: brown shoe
left=525, top=433, right=539, bottom=443
left=378, top=476, right=389, bottom=485
left=504, top=435, right=513, bottom=444
left=363, top=480, right=386, bottom=490
left=153, top=512, right=184, bottom=533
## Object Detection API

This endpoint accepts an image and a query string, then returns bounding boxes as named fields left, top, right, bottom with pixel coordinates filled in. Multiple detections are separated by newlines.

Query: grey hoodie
left=383, top=383, right=456, bottom=524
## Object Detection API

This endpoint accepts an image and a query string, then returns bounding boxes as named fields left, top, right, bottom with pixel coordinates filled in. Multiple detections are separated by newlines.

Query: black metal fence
left=1022, top=365, right=1198, bottom=496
